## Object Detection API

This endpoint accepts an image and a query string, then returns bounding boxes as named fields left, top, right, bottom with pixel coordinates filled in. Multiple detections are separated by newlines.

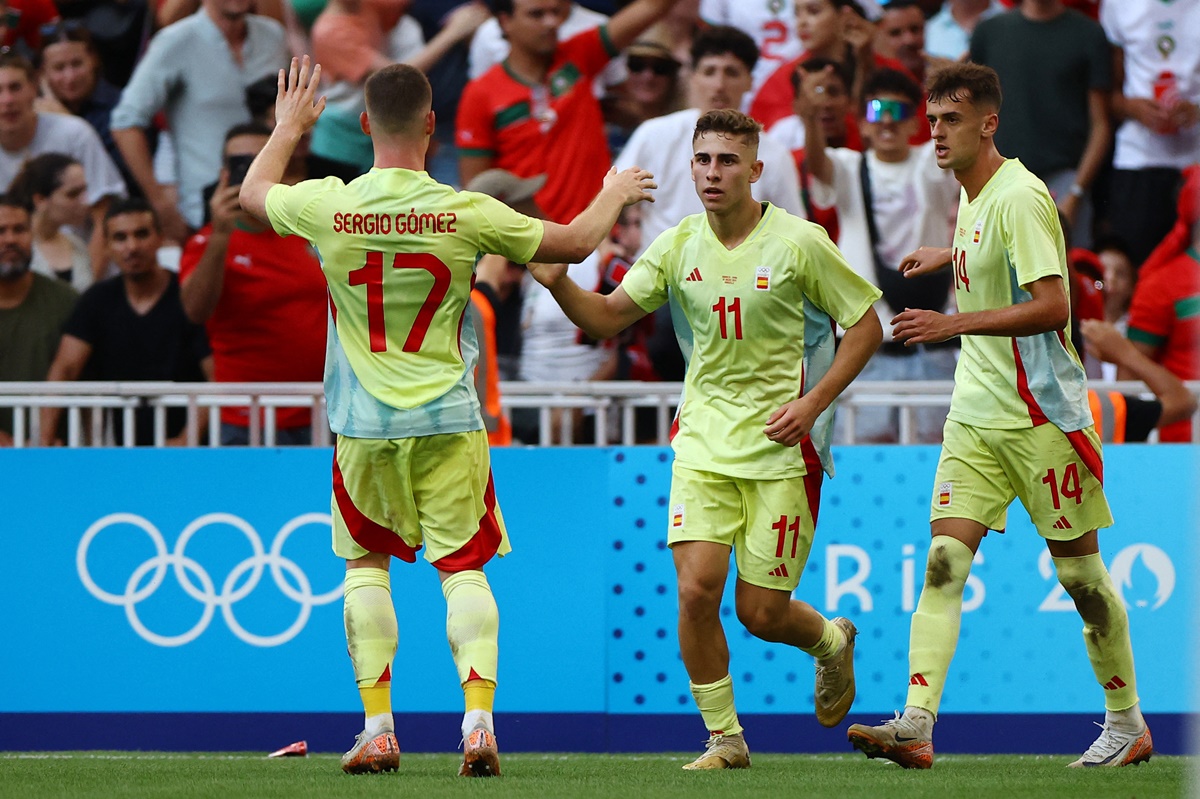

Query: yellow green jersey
left=947, top=159, right=1091, bottom=432
left=621, top=203, right=881, bottom=479
left=265, top=169, right=544, bottom=438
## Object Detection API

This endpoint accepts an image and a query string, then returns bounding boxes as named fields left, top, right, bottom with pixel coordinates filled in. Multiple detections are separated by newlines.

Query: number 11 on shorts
left=772, top=514, right=802, bottom=558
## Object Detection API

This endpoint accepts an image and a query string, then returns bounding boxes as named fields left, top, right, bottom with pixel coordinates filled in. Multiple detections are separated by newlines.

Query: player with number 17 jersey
left=265, top=169, right=543, bottom=438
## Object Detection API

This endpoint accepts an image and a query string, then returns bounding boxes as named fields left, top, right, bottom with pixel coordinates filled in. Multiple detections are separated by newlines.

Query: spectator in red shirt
left=750, top=0, right=920, bottom=140
left=179, top=123, right=327, bottom=445
left=1122, top=164, right=1200, bottom=442
left=455, top=0, right=677, bottom=223
left=1, top=0, right=57, bottom=53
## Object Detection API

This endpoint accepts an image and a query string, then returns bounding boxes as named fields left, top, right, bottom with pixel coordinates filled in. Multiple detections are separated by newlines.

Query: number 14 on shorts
left=1043, top=464, right=1083, bottom=510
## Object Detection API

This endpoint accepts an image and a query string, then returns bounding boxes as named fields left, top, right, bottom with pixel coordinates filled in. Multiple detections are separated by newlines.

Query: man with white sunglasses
left=800, top=66, right=960, bottom=444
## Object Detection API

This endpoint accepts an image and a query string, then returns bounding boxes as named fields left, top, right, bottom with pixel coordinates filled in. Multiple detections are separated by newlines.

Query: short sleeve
left=619, top=231, right=674, bottom=314
left=178, top=229, right=212, bottom=281
left=62, top=284, right=105, bottom=345
left=470, top=193, right=545, bottom=264
left=265, top=178, right=342, bottom=239
left=561, top=27, right=616, bottom=80
left=1098, top=2, right=1124, bottom=47
left=1084, top=20, right=1113, bottom=92
left=1002, top=186, right=1064, bottom=289
left=1126, top=268, right=1173, bottom=345
left=796, top=227, right=882, bottom=329
left=455, top=78, right=498, bottom=156
left=72, top=119, right=127, bottom=203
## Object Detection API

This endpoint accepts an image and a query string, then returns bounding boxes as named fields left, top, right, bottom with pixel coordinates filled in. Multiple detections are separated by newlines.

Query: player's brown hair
left=364, top=63, right=432, bottom=136
left=926, top=62, right=1003, bottom=111
left=693, top=109, right=762, bottom=148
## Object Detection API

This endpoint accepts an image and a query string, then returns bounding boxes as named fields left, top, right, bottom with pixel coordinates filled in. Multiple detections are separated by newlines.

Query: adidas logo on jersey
left=1052, top=516, right=1072, bottom=530
left=685, top=268, right=703, bottom=282
left=768, top=563, right=789, bottom=578
left=910, top=673, right=929, bottom=687
left=1103, top=675, right=1127, bottom=691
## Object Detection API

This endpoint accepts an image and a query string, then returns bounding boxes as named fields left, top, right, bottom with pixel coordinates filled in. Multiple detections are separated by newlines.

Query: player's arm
left=1060, top=88, right=1111, bottom=226
left=1082, top=319, right=1197, bottom=427
left=528, top=266, right=649, bottom=340
left=765, top=307, right=882, bottom=447
left=39, top=334, right=93, bottom=446
left=531, top=166, right=656, bottom=263
left=897, top=246, right=953, bottom=276
left=180, top=175, right=240, bottom=323
left=892, top=274, right=1069, bottom=345
left=240, top=57, right=326, bottom=224
left=1115, top=339, right=1158, bottom=381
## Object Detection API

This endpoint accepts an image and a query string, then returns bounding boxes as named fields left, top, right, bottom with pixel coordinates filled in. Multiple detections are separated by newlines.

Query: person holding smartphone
left=178, top=122, right=328, bottom=446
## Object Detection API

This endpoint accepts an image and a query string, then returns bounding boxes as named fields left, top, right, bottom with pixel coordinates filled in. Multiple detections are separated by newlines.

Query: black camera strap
left=859, top=153, right=953, bottom=315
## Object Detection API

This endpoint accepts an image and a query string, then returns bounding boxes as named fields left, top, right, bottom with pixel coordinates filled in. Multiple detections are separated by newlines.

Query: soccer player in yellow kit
left=847, top=63, right=1152, bottom=770
left=239, top=57, right=655, bottom=777
left=529, top=108, right=883, bottom=769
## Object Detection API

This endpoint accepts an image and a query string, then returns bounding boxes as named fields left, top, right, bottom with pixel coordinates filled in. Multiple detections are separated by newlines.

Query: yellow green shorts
left=931, top=419, right=1113, bottom=540
left=668, top=463, right=823, bottom=591
left=331, top=429, right=510, bottom=570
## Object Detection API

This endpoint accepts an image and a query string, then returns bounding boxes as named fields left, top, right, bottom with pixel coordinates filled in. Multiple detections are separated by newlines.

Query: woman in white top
left=10, top=153, right=93, bottom=292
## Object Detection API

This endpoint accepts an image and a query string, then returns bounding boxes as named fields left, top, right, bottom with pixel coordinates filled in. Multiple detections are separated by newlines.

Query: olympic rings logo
left=77, top=512, right=343, bottom=648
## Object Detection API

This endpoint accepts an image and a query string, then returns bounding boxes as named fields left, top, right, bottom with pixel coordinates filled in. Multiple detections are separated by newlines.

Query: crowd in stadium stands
left=0, top=0, right=1196, bottom=446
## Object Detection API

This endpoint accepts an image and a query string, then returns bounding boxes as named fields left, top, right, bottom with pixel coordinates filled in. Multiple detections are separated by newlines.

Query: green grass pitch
left=0, top=752, right=1193, bottom=799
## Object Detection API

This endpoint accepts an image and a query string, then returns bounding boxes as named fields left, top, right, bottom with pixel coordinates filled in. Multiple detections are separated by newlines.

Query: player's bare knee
left=734, top=593, right=788, bottom=641
left=677, top=576, right=723, bottom=620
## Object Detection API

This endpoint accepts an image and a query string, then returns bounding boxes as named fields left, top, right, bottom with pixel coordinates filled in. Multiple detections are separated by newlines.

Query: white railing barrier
left=1, top=380, right=1196, bottom=447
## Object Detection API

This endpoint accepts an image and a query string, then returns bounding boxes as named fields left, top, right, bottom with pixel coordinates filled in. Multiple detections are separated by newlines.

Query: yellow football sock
left=344, top=567, right=398, bottom=687
left=800, top=615, right=846, bottom=661
left=1053, top=553, right=1139, bottom=711
left=442, top=570, right=500, bottom=685
left=906, top=535, right=973, bottom=715
left=690, top=675, right=743, bottom=736
left=343, top=567, right=397, bottom=728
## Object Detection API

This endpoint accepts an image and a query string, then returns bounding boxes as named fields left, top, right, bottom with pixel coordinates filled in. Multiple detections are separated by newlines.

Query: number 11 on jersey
left=712, top=295, right=743, bottom=340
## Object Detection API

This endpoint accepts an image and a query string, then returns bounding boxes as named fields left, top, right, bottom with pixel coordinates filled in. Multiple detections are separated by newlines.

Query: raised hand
left=795, top=65, right=836, bottom=123
left=602, top=166, right=657, bottom=207
left=275, top=55, right=326, bottom=136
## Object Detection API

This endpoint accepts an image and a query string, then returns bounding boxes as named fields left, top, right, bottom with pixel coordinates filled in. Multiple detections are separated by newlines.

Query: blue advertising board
left=0, top=446, right=1194, bottom=754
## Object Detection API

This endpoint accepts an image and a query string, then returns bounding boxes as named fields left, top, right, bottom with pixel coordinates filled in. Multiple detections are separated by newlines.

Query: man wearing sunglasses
left=800, top=67, right=959, bottom=444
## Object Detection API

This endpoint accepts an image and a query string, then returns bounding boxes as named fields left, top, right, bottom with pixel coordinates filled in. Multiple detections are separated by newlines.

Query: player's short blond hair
left=693, top=109, right=762, bottom=148
left=364, top=64, right=432, bottom=136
